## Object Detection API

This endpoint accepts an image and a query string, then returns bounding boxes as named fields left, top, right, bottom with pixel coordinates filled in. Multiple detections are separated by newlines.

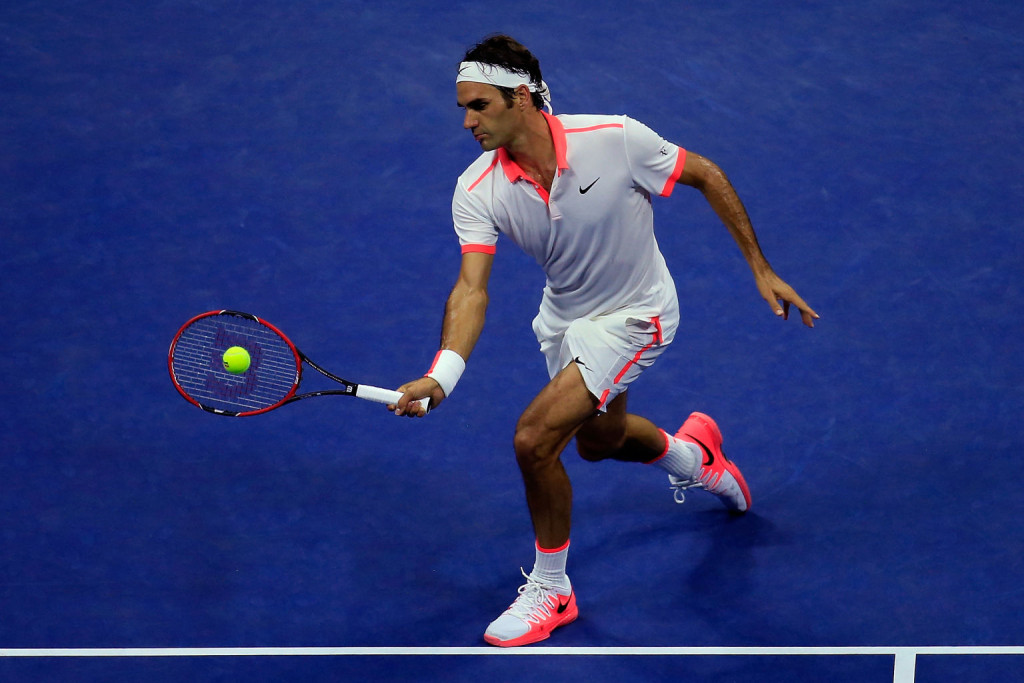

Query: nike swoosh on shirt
left=579, top=178, right=600, bottom=194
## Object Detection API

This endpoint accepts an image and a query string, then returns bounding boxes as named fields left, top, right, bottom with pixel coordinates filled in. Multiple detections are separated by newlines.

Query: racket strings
left=170, top=314, right=299, bottom=414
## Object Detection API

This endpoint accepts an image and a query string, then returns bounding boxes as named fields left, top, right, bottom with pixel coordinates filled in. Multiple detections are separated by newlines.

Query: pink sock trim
left=644, top=429, right=672, bottom=465
left=536, top=538, right=570, bottom=554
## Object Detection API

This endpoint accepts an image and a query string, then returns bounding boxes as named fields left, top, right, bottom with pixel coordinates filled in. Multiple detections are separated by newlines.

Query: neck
left=505, top=110, right=556, bottom=187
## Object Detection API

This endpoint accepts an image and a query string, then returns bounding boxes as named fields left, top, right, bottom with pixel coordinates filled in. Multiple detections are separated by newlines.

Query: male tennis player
left=392, top=35, right=818, bottom=647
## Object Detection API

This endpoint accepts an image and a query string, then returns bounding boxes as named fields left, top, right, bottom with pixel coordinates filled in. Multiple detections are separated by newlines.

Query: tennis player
left=392, top=34, right=818, bottom=647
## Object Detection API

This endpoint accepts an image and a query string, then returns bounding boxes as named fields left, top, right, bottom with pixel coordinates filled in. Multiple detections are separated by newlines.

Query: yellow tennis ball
left=222, top=346, right=251, bottom=374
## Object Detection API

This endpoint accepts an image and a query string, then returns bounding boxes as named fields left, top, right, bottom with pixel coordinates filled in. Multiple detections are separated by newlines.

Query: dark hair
left=462, top=34, right=547, bottom=110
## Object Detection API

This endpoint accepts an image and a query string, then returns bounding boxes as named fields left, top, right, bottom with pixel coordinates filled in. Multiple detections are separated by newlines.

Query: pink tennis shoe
left=483, top=570, right=578, bottom=647
left=670, top=412, right=752, bottom=512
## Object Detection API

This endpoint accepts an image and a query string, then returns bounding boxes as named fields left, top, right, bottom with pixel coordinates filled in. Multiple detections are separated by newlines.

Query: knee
left=513, top=419, right=558, bottom=471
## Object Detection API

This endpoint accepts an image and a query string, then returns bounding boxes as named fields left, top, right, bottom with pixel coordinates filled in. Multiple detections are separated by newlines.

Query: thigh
left=575, top=390, right=629, bottom=456
left=518, top=361, right=601, bottom=448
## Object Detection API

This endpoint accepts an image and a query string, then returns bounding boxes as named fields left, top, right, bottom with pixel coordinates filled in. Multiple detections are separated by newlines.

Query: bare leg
left=513, top=363, right=601, bottom=549
left=574, top=390, right=666, bottom=463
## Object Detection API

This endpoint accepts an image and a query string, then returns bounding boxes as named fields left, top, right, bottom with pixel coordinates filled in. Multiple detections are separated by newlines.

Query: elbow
left=697, top=158, right=731, bottom=195
left=682, top=153, right=730, bottom=195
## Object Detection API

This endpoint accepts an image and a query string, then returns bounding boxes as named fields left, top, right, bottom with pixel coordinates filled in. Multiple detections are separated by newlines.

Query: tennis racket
left=168, top=310, right=428, bottom=417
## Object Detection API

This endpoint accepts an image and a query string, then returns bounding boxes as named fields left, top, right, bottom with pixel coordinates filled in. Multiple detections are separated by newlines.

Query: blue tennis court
left=2, top=0, right=1022, bottom=680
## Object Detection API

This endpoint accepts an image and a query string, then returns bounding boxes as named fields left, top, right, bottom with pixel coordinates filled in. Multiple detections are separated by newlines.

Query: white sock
left=649, top=429, right=700, bottom=479
left=530, top=540, right=572, bottom=594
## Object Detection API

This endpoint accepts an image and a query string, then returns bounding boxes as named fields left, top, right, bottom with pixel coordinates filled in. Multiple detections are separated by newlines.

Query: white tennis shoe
left=483, top=570, right=578, bottom=647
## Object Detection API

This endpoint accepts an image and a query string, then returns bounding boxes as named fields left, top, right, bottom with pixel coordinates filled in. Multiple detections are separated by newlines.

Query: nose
left=463, top=109, right=477, bottom=130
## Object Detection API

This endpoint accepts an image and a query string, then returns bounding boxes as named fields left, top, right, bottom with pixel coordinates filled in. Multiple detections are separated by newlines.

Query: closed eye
left=458, top=98, right=489, bottom=112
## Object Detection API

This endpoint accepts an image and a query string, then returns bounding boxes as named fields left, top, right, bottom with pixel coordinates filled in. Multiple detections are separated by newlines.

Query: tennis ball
left=222, top=346, right=251, bottom=374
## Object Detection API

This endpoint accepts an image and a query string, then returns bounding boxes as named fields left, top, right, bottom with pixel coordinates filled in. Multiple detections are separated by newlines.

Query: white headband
left=457, top=61, right=552, bottom=113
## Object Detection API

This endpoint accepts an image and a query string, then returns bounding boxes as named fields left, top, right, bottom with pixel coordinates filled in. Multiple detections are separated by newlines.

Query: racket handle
left=355, top=384, right=431, bottom=413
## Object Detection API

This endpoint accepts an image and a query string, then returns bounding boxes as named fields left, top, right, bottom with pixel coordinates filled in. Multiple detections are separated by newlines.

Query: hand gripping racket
left=168, top=310, right=428, bottom=417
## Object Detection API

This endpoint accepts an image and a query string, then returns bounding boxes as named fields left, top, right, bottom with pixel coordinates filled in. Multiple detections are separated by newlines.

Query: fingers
left=388, top=378, right=441, bottom=417
left=784, top=290, right=819, bottom=328
left=763, top=288, right=788, bottom=319
left=763, top=282, right=819, bottom=328
left=390, top=392, right=426, bottom=417
left=387, top=385, right=415, bottom=417
left=799, top=305, right=820, bottom=328
left=391, top=395, right=426, bottom=417
left=403, top=398, right=429, bottom=417
left=778, top=295, right=819, bottom=328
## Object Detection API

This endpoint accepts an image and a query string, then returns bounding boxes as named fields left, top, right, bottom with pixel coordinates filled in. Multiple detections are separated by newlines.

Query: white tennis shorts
left=533, top=304, right=679, bottom=411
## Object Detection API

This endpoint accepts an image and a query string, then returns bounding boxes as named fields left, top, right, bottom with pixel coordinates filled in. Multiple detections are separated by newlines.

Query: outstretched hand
left=754, top=270, right=819, bottom=328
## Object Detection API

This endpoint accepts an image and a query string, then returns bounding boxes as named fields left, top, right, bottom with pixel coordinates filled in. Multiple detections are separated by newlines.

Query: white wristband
left=426, top=349, right=466, bottom=397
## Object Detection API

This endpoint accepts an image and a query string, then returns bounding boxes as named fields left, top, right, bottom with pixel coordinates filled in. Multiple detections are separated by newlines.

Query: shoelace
left=669, top=462, right=726, bottom=503
left=671, top=459, right=737, bottom=504
left=669, top=477, right=704, bottom=504
left=507, top=569, right=560, bottom=624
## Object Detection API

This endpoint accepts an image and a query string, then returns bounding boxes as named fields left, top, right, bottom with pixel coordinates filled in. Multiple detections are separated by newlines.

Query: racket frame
left=168, top=310, right=417, bottom=417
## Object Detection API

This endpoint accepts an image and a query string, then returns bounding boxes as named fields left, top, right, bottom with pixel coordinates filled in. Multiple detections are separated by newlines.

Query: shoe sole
left=483, top=606, right=579, bottom=647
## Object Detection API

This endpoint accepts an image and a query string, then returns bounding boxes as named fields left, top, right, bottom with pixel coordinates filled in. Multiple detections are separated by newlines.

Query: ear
left=514, top=84, right=531, bottom=110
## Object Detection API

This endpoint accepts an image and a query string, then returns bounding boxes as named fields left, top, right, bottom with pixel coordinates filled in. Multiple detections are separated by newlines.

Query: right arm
left=677, top=152, right=819, bottom=327
left=393, top=250, right=493, bottom=415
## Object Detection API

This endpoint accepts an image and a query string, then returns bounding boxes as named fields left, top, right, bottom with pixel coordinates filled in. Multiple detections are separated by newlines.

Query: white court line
left=2, top=646, right=1023, bottom=657
left=893, top=653, right=917, bottom=683
left=6, top=645, right=1019, bottom=682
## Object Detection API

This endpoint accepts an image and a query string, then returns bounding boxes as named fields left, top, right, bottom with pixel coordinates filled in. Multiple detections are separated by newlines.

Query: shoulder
left=557, top=113, right=628, bottom=134
left=456, top=151, right=502, bottom=194
left=557, top=114, right=668, bottom=153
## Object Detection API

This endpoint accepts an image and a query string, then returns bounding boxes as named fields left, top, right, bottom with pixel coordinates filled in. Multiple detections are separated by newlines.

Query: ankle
left=531, top=539, right=572, bottom=593
left=649, top=430, right=700, bottom=479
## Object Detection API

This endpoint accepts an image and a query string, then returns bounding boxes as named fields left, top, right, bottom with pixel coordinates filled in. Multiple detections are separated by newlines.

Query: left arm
left=677, top=152, right=819, bottom=327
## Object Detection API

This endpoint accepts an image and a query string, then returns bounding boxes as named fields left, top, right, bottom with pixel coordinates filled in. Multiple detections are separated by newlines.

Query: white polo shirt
left=452, top=112, right=686, bottom=332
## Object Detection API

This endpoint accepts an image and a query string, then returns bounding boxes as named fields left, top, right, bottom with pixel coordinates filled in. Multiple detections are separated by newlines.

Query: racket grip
left=355, top=385, right=431, bottom=413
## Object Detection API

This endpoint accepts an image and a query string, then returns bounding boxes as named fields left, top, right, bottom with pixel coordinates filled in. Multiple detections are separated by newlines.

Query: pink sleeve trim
left=461, top=244, right=496, bottom=255
left=660, top=148, right=687, bottom=197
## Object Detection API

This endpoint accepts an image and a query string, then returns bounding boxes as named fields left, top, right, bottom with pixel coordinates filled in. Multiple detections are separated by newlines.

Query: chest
left=490, top=157, right=650, bottom=262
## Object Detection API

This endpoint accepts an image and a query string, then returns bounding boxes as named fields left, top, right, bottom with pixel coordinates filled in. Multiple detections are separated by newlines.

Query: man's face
left=457, top=81, right=517, bottom=152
